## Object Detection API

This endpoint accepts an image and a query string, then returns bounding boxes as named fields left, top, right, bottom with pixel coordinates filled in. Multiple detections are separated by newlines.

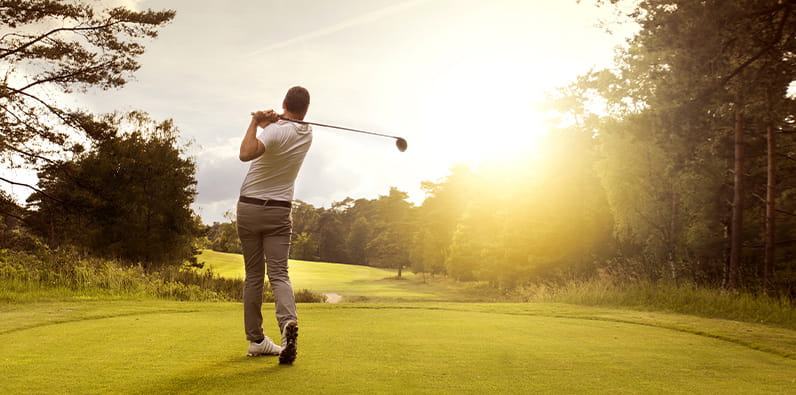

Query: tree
left=365, top=188, right=415, bottom=277
left=410, top=165, right=475, bottom=277
left=207, top=211, right=242, bottom=254
left=1, top=0, right=175, bottom=184
left=316, top=205, right=348, bottom=263
left=25, top=112, right=200, bottom=268
left=346, top=217, right=371, bottom=265
left=583, top=0, right=796, bottom=290
left=290, top=232, right=319, bottom=261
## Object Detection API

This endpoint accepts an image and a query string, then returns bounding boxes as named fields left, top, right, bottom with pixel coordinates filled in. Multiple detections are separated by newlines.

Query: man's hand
left=240, top=110, right=278, bottom=162
left=252, top=109, right=280, bottom=128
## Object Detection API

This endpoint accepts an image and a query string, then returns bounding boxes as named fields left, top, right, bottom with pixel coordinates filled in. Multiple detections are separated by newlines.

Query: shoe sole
left=279, top=322, right=298, bottom=365
left=247, top=352, right=279, bottom=357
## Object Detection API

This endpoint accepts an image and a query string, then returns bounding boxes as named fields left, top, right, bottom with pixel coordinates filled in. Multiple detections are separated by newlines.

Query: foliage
left=0, top=246, right=241, bottom=302
left=206, top=211, right=242, bottom=254
left=24, top=112, right=201, bottom=268
left=565, top=0, right=796, bottom=293
left=290, top=232, right=318, bottom=260
left=0, top=245, right=327, bottom=303
left=0, top=191, right=38, bottom=251
left=0, top=0, right=175, bottom=167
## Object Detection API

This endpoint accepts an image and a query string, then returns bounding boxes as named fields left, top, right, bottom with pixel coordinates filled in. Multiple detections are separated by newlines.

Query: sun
left=412, top=57, right=552, bottom=167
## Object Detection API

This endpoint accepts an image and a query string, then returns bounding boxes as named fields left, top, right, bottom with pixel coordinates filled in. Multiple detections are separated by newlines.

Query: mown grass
left=2, top=300, right=795, bottom=394
left=197, top=249, right=494, bottom=302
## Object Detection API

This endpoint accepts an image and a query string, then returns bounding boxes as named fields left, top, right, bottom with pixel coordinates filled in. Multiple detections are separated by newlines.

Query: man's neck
left=283, top=111, right=304, bottom=121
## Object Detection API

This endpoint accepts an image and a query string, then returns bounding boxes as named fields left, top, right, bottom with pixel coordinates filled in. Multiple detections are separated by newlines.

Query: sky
left=4, top=0, right=635, bottom=224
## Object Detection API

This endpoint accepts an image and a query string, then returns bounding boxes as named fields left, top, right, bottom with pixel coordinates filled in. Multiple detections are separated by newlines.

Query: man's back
left=240, top=120, right=312, bottom=201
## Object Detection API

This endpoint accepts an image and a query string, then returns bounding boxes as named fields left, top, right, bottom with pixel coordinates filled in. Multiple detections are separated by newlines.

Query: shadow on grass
left=135, top=354, right=297, bottom=393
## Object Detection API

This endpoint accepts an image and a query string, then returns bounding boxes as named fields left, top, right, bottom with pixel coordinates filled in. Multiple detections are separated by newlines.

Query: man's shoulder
left=260, top=122, right=291, bottom=140
left=265, top=120, right=292, bottom=131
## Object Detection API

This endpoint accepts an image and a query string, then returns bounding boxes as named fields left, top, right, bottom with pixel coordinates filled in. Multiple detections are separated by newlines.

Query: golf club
left=251, top=113, right=408, bottom=152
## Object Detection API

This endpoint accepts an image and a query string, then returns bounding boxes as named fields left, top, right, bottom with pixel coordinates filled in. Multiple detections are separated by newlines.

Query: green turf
left=197, top=249, right=478, bottom=301
left=2, top=300, right=795, bottom=394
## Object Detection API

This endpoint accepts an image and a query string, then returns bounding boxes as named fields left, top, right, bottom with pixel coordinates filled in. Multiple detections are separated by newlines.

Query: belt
left=239, top=196, right=292, bottom=208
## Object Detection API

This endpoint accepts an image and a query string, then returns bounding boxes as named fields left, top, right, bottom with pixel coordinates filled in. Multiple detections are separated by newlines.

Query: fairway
left=197, top=250, right=473, bottom=301
left=2, top=301, right=795, bottom=394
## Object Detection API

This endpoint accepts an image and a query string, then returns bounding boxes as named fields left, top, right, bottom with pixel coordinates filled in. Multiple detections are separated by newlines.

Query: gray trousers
left=236, top=201, right=297, bottom=342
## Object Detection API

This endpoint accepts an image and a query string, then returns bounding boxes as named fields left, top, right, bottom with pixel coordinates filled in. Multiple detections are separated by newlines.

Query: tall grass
left=516, top=279, right=796, bottom=329
left=0, top=248, right=324, bottom=303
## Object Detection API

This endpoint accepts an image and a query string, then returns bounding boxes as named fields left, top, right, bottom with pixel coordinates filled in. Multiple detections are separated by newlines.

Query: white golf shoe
left=247, top=336, right=282, bottom=357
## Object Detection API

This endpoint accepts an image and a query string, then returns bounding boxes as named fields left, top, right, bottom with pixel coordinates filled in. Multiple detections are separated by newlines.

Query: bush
left=0, top=245, right=333, bottom=304
left=294, top=288, right=327, bottom=303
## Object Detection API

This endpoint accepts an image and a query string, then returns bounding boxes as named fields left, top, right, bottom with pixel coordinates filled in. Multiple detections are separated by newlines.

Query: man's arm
left=239, top=110, right=278, bottom=162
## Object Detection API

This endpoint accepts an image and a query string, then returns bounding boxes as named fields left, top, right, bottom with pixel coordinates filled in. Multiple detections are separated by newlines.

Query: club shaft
left=280, top=117, right=400, bottom=140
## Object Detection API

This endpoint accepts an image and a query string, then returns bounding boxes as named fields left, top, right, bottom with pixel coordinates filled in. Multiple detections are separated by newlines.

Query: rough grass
left=517, top=280, right=796, bottom=330
left=0, top=248, right=325, bottom=303
left=2, top=300, right=795, bottom=394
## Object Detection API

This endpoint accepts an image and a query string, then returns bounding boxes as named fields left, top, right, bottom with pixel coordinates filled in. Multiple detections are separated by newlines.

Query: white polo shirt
left=239, top=120, right=312, bottom=201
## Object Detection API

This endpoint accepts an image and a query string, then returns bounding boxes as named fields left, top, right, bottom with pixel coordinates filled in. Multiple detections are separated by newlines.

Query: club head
left=396, top=138, right=408, bottom=152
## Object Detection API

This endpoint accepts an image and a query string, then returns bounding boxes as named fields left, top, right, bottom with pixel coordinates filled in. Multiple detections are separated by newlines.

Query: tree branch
left=13, top=62, right=112, bottom=93
left=775, top=208, right=796, bottom=217
left=0, top=176, right=63, bottom=204
left=698, top=3, right=792, bottom=100
left=3, top=86, right=72, bottom=126
left=0, top=141, right=57, bottom=164
left=0, top=102, right=64, bottom=146
left=0, top=22, right=120, bottom=60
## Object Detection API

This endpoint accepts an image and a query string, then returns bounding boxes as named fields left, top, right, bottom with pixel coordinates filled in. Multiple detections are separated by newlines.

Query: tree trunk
left=728, top=93, right=744, bottom=291
left=668, top=192, right=679, bottom=282
left=764, top=122, right=776, bottom=294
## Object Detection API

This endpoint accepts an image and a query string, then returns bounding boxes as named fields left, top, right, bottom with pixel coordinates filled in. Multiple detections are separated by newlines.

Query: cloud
left=195, top=159, right=247, bottom=204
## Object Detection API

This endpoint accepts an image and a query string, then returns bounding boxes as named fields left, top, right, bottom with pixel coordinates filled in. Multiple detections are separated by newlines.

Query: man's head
left=283, top=86, right=310, bottom=120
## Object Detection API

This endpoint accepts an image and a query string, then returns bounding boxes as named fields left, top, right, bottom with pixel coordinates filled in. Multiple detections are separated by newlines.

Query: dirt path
left=324, top=293, right=343, bottom=303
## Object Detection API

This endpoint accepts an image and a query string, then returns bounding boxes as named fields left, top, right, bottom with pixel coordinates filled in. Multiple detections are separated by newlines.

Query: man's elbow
left=239, top=141, right=264, bottom=161
left=239, top=150, right=254, bottom=162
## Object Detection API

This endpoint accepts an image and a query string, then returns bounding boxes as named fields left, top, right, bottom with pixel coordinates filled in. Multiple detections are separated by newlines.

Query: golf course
left=5, top=0, right=796, bottom=393
left=2, top=251, right=795, bottom=394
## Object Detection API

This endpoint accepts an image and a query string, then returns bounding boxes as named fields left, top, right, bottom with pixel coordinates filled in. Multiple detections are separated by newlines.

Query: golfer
left=237, top=86, right=312, bottom=365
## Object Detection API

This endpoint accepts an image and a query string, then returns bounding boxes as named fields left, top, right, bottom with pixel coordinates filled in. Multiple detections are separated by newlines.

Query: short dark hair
left=283, top=86, right=310, bottom=117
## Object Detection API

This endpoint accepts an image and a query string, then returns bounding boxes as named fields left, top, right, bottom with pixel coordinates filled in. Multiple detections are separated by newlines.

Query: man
left=237, top=86, right=312, bottom=365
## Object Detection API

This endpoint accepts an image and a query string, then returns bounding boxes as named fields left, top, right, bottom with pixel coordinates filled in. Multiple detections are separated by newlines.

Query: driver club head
left=396, top=138, right=408, bottom=152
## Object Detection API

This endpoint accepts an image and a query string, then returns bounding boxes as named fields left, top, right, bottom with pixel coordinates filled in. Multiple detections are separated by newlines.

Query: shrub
left=0, top=247, right=331, bottom=303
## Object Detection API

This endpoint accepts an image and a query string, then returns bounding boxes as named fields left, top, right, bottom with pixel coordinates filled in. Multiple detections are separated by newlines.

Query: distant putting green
left=2, top=301, right=795, bottom=393
left=197, top=250, right=473, bottom=301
